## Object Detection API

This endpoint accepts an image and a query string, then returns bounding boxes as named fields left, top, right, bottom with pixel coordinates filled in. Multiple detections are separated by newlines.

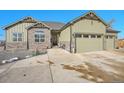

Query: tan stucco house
left=59, top=11, right=119, bottom=53
left=3, top=17, right=64, bottom=51
left=3, top=11, right=119, bottom=53
left=117, top=39, right=124, bottom=48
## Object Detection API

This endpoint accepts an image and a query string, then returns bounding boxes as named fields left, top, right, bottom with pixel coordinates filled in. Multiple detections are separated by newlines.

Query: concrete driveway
left=0, top=48, right=124, bottom=83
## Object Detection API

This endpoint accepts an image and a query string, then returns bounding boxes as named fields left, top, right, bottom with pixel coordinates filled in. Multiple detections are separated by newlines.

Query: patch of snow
left=1, top=60, right=7, bottom=64
left=8, top=57, right=19, bottom=63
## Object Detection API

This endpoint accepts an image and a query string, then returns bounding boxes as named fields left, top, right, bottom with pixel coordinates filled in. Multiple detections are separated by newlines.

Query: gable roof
left=26, top=22, right=51, bottom=30
left=3, top=16, right=38, bottom=30
left=43, top=21, right=65, bottom=30
left=3, top=16, right=65, bottom=31
left=26, top=21, right=65, bottom=30
left=60, top=11, right=108, bottom=31
left=106, top=27, right=120, bottom=33
left=118, top=38, right=124, bottom=41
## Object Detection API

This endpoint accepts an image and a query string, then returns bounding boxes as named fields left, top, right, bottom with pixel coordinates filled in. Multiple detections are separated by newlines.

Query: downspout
left=113, top=35, right=116, bottom=49
left=4, top=30, right=7, bottom=50
left=104, top=30, right=107, bottom=50
left=27, top=30, right=29, bottom=50
left=70, top=24, right=72, bottom=53
left=74, top=34, right=77, bottom=53
left=103, top=35, right=105, bottom=50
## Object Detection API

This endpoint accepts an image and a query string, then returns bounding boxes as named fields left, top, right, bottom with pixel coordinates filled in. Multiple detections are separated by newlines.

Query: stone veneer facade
left=28, top=28, right=51, bottom=52
left=6, top=42, right=27, bottom=51
left=6, top=27, right=51, bottom=52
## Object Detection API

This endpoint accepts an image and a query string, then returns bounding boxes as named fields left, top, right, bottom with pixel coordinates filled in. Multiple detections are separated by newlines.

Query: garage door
left=106, top=37, right=115, bottom=50
left=76, top=35, right=103, bottom=53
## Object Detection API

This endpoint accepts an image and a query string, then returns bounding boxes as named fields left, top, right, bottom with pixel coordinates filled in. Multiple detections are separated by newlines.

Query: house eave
left=60, top=11, right=108, bottom=31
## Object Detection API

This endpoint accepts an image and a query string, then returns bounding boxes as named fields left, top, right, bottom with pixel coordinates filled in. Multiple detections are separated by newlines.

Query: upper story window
left=35, top=31, right=45, bottom=43
left=13, top=32, right=22, bottom=42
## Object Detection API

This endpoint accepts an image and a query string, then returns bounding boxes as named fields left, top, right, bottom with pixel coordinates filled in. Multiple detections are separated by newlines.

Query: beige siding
left=6, top=23, right=34, bottom=42
left=59, top=18, right=118, bottom=53
left=59, top=27, right=70, bottom=42
left=72, top=19, right=106, bottom=34
left=72, top=19, right=106, bottom=53
left=59, top=27, right=71, bottom=51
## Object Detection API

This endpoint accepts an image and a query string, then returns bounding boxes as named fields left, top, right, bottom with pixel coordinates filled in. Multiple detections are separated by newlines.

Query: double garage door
left=76, top=38, right=103, bottom=53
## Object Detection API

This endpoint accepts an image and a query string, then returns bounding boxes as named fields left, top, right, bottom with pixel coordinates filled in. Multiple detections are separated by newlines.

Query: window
left=109, top=36, right=113, bottom=39
left=35, top=31, right=45, bottom=42
left=97, top=35, right=101, bottom=38
left=83, top=34, right=89, bottom=38
left=75, top=33, right=82, bottom=38
left=91, top=35, right=96, bottom=38
left=13, top=32, right=22, bottom=42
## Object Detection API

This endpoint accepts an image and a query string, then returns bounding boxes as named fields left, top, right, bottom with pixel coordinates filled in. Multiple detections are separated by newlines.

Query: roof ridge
left=3, top=16, right=38, bottom=30
left=60, top=11, right=108, bottom=30
left=42, top=21, right=65, bottom=24
left=26, top=21, right=51, bottom=30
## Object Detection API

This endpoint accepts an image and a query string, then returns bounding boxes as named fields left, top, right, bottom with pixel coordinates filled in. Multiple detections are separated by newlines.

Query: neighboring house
left=117, top=39, right=124, bottom=48
left=59, top=11, right=120, bottom=53
left=3, top=17, right=64, bottom=51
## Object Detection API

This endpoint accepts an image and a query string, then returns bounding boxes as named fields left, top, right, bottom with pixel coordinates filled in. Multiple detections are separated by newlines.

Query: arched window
left=35, top=31, right=45, bottom=42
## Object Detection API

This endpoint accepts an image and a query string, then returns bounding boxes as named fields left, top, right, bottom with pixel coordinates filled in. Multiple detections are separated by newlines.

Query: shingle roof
left=106, top=28, right=120, bottom=33
left=43, top=21, right=65, bottom=30
left=3, top=16, right=65, bottom=31
left=3, top=17, right=37, bottom=30
left=26, top=22, right=51, bottom=30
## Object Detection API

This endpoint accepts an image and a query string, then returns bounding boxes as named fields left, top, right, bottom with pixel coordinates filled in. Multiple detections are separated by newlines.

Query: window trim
left=34, top=31, right=45, bottom=43
left=13, top=32, right=23, bottom=42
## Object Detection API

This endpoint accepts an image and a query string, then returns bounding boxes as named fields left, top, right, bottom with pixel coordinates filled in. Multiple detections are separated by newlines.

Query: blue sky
left=0, top=10, right=124, bottom=40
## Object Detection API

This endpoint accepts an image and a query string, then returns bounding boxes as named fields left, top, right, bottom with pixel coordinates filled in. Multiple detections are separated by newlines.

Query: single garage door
left=106, top=36, right=115, bottom=50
